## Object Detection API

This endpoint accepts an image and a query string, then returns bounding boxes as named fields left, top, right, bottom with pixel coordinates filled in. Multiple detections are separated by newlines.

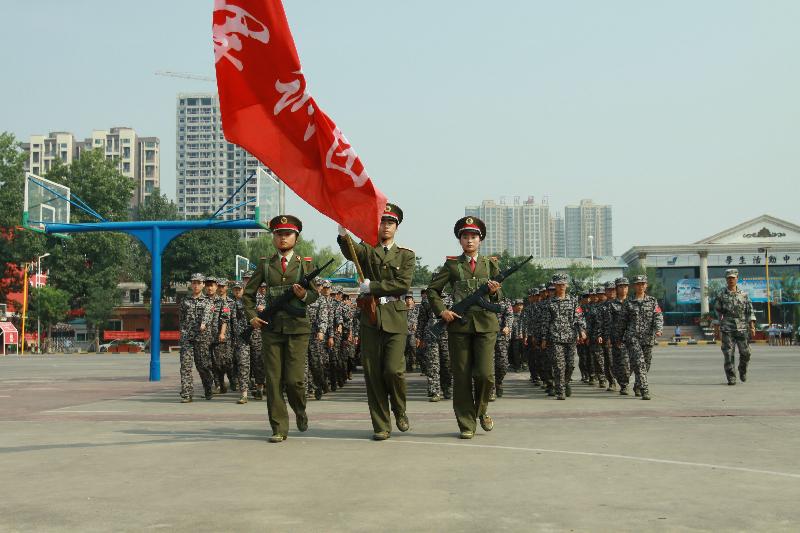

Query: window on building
left=106, top=319, right=123, bottom=331
left=129, top=289, right=140, bottom=304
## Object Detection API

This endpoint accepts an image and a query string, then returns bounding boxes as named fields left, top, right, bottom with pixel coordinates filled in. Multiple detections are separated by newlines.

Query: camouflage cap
left=231, top=281, right=243, bottom=289
left=632, top=274, right=648, bottom=284
left=405, top=293, right=415, bottom=299
left=217, top=278, right=228, bottom=287
left=539, top=284, right=547, bottom=291
left=204, top=276, right=217, bottom=284
left=615, top=277, right=629, bottom=286
left=580, top=292, right=590, bottom=299
left=725, top=268, right=739, bottom=278
left=594, top=287, right=606, bottom=295
left=604, top=281, right=616, bottom=290
left=190, top=273, right=205, bottom=282
left=242, top=270, right=254, bottom=279
left=551, top=273, right=569, bottom=285
left=333, top=286, right=343, bottom=294
left=513, top=299, right=524, bottom=305
left=321, top=279, right=332, bottom=288
left=547, top=284, right=555, bottom=291
left=259, top=281, right=267, bottom=287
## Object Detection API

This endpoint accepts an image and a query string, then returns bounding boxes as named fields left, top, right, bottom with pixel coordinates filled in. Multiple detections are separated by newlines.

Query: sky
left=3, top=0, right=799, bottom=267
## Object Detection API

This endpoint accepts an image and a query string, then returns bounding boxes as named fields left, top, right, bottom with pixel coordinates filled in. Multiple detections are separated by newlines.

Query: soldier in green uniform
left=426, top=216, right=502, bottom=439
left=714, top=268, right=756, bottom=385
left=337, top=203, right=415, bottom=441
left=243, top=215, right=319, bottom=443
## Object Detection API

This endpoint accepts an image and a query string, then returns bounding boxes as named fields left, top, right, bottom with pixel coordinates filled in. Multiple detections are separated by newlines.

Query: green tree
left=84, top=282, right=121, bottom=351
left=494, top=251, right=553, bottom=299
left=566, top=262, right=595, bottom=293
left=135, top=188, right=179, bottom=221
left=28, top=286, right=70, bottom=339
left=412, top=256, right=433, bottom=286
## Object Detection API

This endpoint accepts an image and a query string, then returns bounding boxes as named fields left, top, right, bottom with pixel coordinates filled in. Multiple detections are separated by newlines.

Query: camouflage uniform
left=405, top=301, right=420, bottom=372
left=341, top=301, right=356, bottom=379
left=509, top=303, right=525, bottom=373
left=422, top=294, right=453, bottom=399
left=306, top=291, right=331, bottom=398
left=178, top=280, right=215, bottom=400
left=623, top=281, right=664, bottom=398
left=492, top=299, right=514, bottom=397
left=577, top=296, right=591, bottom=382
left=714, top=272, right=756, bottom=384
left=607, top=287, right=631, bottom=392
left=542, top=280, right=586, bottom=399
left=415, top=295, right=431, bottom=376
left=248, top=289, right=266, bottom=395
left=586, top=294, right=607, bottom=387
left=231, top=288, right=251, bottom=396
left=328, top=296, right=345, bottom=390
left=210, top=294, right=233, bottom=392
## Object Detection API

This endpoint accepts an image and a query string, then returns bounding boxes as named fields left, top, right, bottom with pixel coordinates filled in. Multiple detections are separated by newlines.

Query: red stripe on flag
left=213, top=0, right=386, bottom=244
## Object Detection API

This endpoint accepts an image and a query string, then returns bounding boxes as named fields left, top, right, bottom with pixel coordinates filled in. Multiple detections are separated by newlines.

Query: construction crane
left=155, top=70, right=215, bottom=82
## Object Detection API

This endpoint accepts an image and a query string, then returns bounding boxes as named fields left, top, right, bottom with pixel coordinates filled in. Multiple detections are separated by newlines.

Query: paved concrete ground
left=1, top=345, right=799, bottom=532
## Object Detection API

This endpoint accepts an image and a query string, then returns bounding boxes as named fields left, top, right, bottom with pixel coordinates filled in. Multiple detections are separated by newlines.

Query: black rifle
left=429, top=255, right=533, bottom=339
left=257, top=258, right=334, bottom=323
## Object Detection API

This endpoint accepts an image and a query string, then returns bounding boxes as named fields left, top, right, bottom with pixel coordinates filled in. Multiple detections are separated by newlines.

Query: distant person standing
left=714, top=269, right=756, bottom=385
left=674, top=325, right=682, bottom=338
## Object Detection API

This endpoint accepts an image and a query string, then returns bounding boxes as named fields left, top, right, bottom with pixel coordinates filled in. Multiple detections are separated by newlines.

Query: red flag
left=213, top=0, right=386, bottom=244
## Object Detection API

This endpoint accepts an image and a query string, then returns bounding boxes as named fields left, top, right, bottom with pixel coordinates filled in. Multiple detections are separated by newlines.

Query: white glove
left=337, top=224, right=348, bottom=237
left=359, top=279, right=371, bottom=294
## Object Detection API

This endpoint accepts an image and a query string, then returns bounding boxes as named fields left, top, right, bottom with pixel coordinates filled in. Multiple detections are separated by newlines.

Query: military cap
left=547, top=284, right=555, bottom=290
left=552, top=273, right=569, bottom=285
left=269, top=214, right=302, bottom=233
left=259, top=281, right=267, bottom=287
left=725, top=268, right=739, bottom=278
left=217, top=278, right=228, bottom=287
left=242, top=270, right=254, bottom=279
left=615, top=277, right=629, bottom=286
left=204, top=276, right=217, bottom=284
left=381, top=203, right=404, bottom=225
left=580, top=292, right=590, bottom=299
left=231, top=281, right=243, bottom=289
left=604, top=281, right=616, bottom=290
left=539, top=284, right=547, bottom=290
left=513, top=299, right=524, bottom=305
left=190, top=273, right=205, bottom=282
left=453, top=216, right=487, bottom=240
left=405, top=293, right=415, bottom=299
left=594, top=287, right=605, bottom=295
left=312, top=277, right=323, bottom=286
left=321, top=279, right=332, bottom=288
left=632, top=274, right=648, bottom=284
left=334, top=286, right=343, bottom=294
left=530, top=288, right=539, bottom=296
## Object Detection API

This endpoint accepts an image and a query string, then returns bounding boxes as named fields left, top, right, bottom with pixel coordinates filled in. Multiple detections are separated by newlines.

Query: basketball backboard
left=23, top=173, right=70, bottom=233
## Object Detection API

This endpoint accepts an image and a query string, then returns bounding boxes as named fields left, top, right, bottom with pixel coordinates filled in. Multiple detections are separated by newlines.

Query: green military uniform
left=243, top=215, right=319, bottom=441
left=337, top=203, right=415, bottom=437
left=426, top=216, right=501, bottom=436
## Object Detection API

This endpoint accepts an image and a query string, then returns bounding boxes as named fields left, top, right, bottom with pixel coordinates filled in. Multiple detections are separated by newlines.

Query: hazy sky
left=3, top=1, right=799, bottom=267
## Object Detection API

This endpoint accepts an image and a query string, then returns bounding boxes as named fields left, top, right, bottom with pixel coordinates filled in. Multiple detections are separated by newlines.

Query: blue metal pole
left=150, top=225, right=161, bottom=381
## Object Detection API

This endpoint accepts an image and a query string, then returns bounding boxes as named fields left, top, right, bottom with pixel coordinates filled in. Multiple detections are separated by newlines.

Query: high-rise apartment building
left=550, top=212, right=566, bottom=257
left=464, top=197, right=553, bottom=257
left=564, top=199, right=613, bottom=258
left=175, top=93, right=284, bottom=239
left=24, top=128, right=160, bottom=210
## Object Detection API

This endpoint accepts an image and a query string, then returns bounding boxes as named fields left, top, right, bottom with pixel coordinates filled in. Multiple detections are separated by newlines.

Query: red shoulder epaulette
left=446, top=256, right=459, bottom=260
left=304, top=257, right=313, bottom=261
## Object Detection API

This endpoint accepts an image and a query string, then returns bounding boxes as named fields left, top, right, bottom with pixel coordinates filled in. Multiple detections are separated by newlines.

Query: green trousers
left=262, top=331, right=309, bottom=436
left=360, top=325, right=407, bottom=434
left=448, top=332, right=495, bottom=433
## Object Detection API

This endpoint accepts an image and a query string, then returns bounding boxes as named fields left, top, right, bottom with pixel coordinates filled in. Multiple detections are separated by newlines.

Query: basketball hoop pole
left=45, top=219, right=261, bottom=381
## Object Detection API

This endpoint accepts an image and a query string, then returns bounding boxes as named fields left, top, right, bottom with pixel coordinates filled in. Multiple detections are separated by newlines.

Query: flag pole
left=344, top=234, right=365, bottom=283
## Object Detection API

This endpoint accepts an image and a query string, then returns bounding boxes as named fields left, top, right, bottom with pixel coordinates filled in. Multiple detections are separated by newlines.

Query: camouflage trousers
left=233, top=339, right=251, bottom=394
left=425, top=332, right=452, bottom=397
left=589, top=341, right=606, bottom=384
left=603, top=344, right=615, bottom=386
left=211, top=340, right=234, bottom=389
left=405, top=335, right=417, bottom=372
left=416, top=344, right=428, bottom=375
left=721, top=330, right=751, bottom=380
left=531, top=340, right=550, bottom=384
left=179, top=339, right=214, bottom=399
left=626, top=341, right=652, bottom=395
left=328, top=334, right=346, bottom=389
left=577, top=344, right=590, bottom=380
left=307, top=336, right=328, bottom=394
left=612, top=343, right=631, bottom=388
left=509, top=338, right=525, bottom=372
left=549, top=342, right=576, bottom=397
left=249, top=328, right=265, bottom=387
left=493, top=335, right=510, bottom=388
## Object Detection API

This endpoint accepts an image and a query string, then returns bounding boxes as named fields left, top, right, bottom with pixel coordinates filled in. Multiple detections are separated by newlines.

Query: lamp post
left=588, top=235, right=595, bottom=289
left=36, top=253, right=50, bottom=353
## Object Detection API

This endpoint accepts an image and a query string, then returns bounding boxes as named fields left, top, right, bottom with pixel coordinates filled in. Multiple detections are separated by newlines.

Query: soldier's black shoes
left=396, top=414, right=410, bottom=432
left=180, top=397, right=192, bottom=403
left=372, top=431, right=390, bottom=441
left=205, top=391, right=213, bottom=400
left=479, top=414, right=494, bottom=432
left=556, top=393, right=566, bottom=400
left=429, top=394, right=442, bottom=402
left=443, top=391, right=452, bottom=400
left=641, top=392, right=651, bottom=400
left=459, top=431, right=474, bottom=439
left=546, top=387, right=555, bottom=396
left=237, top=395, right=247, bottom=404
left=565, top=384, right=572, bottom=397
left=314, top=389, right=323, bottom=400
left=253, top=389, right=263, bottom=400
left=296, top=412, right=308, bottom=432
left=496, top=386, right=503, bottom=398
left=739, top=370, right=747, bottom=382
left=268, top=434, right=287, bottom=443
left=619, top=387, right=629, bottom=396
left=634, top=385, right=641, bottom=397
